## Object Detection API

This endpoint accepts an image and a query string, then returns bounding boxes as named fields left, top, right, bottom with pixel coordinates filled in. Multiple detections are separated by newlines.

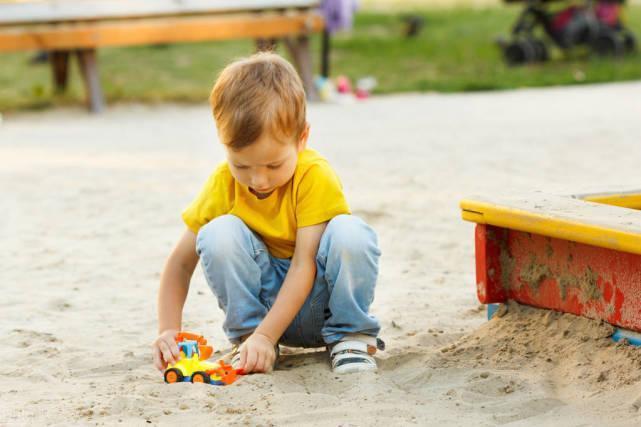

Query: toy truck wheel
left=164, top=368, right=184, bottom=384
left=191, top=371, right=211, bottom=384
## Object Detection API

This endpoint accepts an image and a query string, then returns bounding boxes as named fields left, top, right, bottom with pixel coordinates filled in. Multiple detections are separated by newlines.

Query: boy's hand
left=239, top=332, right=276, bottom=374
left=152, top=329, right=181, bottom=372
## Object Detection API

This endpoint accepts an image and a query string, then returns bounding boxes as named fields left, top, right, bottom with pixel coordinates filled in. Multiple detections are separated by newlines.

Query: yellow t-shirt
left=182, top=148, right=351, bottom=259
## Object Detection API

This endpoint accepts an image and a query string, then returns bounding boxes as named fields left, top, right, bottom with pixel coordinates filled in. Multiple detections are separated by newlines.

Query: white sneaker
left=330, top=339, right=378, bottom=374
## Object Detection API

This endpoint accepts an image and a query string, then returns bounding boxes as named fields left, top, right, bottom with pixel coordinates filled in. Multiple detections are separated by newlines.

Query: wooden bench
left=460, top=190, right=641, bottom=332
left=0, top=0, right=325, bottom=112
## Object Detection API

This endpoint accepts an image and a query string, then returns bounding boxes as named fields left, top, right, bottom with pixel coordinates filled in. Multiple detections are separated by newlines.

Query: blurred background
left=0, top=0, right=639, bottom=112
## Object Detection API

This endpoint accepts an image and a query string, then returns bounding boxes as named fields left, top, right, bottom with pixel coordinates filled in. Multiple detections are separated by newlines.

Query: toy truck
left=163, top=332, right=241, bottom=386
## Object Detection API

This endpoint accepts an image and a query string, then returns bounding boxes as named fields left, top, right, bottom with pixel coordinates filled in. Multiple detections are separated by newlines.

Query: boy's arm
left=241, top=222, right=327, bottom=372
left=153, top=228, right=199, bottom=370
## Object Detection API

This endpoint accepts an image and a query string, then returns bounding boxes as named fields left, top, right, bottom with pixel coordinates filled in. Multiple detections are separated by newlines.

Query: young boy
left=151, top=52, right=382, bottom=375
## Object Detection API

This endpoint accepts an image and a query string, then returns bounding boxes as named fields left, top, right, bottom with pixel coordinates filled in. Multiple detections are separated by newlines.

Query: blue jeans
left=195, top=214, right=381, bottom=347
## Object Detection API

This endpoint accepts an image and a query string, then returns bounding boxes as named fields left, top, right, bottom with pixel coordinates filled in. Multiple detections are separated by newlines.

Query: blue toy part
left=180, top=375, right=226, bottom=386
left=178, top=340, right=199, bottom=358
left=611, top=328, right=641, bottom=346
left=487, top=303, right=500, bottom=320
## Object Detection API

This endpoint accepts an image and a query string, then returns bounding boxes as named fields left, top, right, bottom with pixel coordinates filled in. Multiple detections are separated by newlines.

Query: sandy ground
left=2, top=82, right=641, bottom=426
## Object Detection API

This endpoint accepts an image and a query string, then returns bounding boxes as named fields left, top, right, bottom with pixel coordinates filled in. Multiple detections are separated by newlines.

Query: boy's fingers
left=159, top=341, right=176, bottom=364
left=152, top=346, right=162, bottom=371
left=166, top=339, right=180, bottom=359
left=239, top=345, right=247, bottom=369
left=256, top=352, right=265, bottom=373
left=244, top=350, right=257, bottom=373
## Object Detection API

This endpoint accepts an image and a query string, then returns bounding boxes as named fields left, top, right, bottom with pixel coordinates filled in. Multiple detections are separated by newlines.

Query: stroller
left=499, top=0, right=637, bottom=65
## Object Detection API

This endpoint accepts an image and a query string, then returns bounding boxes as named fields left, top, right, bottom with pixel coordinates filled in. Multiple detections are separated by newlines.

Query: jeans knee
left=196, top=215, right=249, bottom=262
left=324, top=215, right=380, bottom=259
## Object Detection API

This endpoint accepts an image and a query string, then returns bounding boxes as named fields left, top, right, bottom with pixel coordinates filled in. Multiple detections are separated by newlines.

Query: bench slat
left=0, top=0, right=320, bottom=25
left=0, top=11, right=323, bottom=51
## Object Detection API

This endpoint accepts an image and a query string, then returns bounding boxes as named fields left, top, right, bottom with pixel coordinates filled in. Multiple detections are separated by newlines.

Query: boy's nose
left=251, top=175, right=269, bottom=190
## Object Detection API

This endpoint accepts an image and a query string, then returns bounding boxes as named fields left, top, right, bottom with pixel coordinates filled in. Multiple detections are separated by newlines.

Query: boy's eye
left=267, top=164, right=282, bottom=170
left=235, top=165, right=249, bottom=170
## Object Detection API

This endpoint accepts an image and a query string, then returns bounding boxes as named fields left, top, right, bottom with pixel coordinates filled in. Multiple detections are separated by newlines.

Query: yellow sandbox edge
left=578, top=191, right=641, bottom=210
left=460, top=198, right=641, bottom=256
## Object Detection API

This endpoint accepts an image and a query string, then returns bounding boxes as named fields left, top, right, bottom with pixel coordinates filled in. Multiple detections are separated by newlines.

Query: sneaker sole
left=333, top=362, right=378, bottom=375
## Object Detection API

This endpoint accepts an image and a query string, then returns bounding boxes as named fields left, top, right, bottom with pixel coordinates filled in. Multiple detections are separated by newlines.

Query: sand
left=2, top=82, right=641, bottom=426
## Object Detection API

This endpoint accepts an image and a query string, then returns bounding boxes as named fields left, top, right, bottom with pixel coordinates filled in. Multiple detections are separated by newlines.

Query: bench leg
left=284, top=35, right=318, bottom=101
left=75, top=49, right=105, bottom=113
left=50, top=51, right=70, bottom=94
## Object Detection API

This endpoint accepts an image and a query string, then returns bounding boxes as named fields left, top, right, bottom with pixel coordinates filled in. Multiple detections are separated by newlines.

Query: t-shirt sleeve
left=295, top=161, right=351, bottom=228
left=181, top=164, right=233, bottom=234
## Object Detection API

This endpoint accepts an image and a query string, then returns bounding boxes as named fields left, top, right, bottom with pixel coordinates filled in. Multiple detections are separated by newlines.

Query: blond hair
left=209, top=52, right=307, bottom=150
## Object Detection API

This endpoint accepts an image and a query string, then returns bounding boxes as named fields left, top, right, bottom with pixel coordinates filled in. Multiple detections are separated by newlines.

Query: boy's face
left=226, top=126, right=309, bottom=199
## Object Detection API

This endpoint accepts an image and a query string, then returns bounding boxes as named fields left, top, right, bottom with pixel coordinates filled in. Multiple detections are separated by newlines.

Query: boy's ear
left=297, top=124, right=310, bottom=152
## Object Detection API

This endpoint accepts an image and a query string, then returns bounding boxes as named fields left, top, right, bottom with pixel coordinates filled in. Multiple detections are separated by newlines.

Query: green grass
left=1, top=6, right=640, bottom=111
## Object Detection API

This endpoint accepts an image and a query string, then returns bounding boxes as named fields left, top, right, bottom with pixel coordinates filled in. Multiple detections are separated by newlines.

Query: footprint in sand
left=10, top=328, right=60, bottom=344
left=379, top=351, right=434, bottom=391
left=6, top=329, right=66, bottom=363
left=461, top=372, right=523, bottom=400
left=458, top=372, right=564, bottom=423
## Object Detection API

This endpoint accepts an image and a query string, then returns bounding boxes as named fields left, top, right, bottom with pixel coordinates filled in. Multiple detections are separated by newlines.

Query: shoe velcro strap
left=331, top=350, right=375, bottom=369
left=330, top=340, right=369, bottom=357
